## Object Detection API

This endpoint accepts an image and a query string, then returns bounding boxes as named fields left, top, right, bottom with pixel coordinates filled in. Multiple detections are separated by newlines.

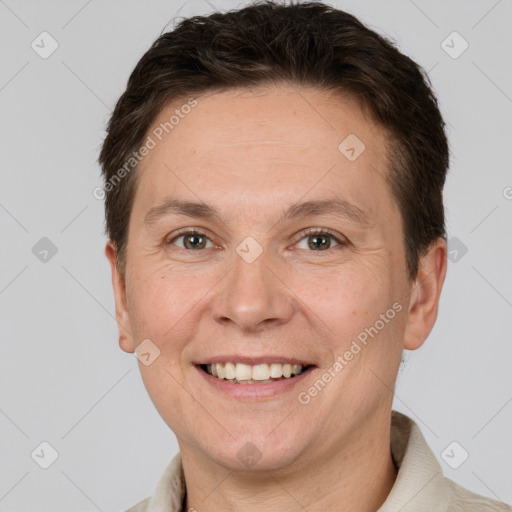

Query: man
left=99, top=1, right=511, bottom=510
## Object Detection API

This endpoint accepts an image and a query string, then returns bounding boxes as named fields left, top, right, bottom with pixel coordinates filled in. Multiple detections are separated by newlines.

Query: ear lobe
left=105, top=240, right=135, bottom=353
left=403, top=238, right=448, bottom=351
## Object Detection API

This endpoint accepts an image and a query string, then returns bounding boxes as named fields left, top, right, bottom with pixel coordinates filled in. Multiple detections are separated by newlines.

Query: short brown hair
left=98, top=0, right=449, bottom=281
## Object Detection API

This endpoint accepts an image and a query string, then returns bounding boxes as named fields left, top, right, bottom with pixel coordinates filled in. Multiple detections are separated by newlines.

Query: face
left=106, top=84, right=445, bottom=473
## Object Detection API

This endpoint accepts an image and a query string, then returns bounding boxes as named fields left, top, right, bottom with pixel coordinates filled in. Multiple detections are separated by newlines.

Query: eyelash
left=166, top=227, right=348, bottom=251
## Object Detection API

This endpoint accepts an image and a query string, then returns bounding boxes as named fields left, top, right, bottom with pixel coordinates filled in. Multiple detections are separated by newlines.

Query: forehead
left=134, top=84, right=395, bottom=224
left=154, top=85, right=385, bottom=159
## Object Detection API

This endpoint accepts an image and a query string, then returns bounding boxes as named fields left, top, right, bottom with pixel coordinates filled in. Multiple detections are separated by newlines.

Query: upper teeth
left=206, top=362, right=305, bottom=381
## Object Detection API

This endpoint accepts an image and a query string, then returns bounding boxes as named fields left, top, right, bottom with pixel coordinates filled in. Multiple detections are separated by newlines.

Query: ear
left=105, top=240, right=135, bottom=353
left=403, top=237, right=448, bottom=350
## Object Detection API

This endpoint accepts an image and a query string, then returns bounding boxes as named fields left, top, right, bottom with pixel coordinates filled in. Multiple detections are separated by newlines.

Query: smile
left=200, top=362, right=309, bottom=384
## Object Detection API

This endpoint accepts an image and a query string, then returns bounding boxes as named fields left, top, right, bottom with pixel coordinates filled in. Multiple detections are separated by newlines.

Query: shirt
left=125, top=410, right=511, bottom=511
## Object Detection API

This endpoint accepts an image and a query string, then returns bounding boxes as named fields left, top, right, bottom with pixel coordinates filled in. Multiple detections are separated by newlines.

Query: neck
left=181, top=409, right=398, bottom=512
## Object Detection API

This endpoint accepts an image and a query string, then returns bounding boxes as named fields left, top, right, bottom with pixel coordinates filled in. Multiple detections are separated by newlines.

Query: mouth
left=198, top=362, right=312, bottom=384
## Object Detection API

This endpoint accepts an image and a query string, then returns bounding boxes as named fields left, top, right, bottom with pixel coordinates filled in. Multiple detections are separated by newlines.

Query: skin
left=106, top=84, right=447, bottom=512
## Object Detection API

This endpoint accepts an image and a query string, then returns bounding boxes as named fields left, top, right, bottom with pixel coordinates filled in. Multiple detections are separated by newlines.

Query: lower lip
left=195, top=365, right=315, bottom=400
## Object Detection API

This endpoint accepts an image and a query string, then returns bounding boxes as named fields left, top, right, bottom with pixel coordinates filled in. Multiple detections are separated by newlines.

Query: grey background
left=0, top=0, right=511, bottom=510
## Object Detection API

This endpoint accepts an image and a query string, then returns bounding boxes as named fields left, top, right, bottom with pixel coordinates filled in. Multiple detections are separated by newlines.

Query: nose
left=211, top=248, right=296, bottom=334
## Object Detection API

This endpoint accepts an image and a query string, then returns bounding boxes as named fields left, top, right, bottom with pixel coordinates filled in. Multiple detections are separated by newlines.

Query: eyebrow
left=143, top=197, right=370, bottom=227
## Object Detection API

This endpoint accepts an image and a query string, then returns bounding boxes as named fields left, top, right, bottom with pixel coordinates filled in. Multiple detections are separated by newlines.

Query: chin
left=193, top=426, right=307, bottom=473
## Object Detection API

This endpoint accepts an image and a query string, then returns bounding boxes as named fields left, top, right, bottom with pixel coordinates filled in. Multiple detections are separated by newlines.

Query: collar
left=146, top=411, right=451, bottom=512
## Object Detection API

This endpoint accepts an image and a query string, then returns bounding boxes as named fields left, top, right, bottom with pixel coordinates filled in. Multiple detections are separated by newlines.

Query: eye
left=169, top=230, right=214, bottom=250
left=166, top=228, right=347, bottom=252
left=295, top=229, right=347, bottom=251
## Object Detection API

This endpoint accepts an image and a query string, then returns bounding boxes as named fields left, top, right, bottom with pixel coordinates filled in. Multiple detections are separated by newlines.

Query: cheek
left=291, top=264, right=405, bottom=378
left=138, top=359, right=194, bottom=438
left=126, top=268, right=207, bottom=345
left=291, top=263, right=394, bottom=339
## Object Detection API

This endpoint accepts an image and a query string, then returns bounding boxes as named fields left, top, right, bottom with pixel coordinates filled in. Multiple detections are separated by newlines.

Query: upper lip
left=194, top=355, right=314, bottom=366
